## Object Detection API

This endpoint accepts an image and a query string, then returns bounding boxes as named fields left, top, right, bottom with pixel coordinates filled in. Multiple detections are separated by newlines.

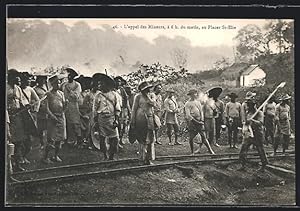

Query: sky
left=13, top=18, right=277, bottom=47
left=7, top=18, right=293, bottom=75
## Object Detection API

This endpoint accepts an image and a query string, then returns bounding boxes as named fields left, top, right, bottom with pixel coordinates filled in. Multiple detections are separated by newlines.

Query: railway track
left=9, top=150, right=294, bottom=187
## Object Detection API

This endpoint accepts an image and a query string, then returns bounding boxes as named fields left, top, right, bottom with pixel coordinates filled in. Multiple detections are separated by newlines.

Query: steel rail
left=12, top=150, right=294, bottom=176
left=9, top=153, right=294, bottom=187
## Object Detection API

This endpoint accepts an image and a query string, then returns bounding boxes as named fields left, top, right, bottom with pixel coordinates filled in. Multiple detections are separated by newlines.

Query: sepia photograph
left=5, top=15, right=295, bottom=206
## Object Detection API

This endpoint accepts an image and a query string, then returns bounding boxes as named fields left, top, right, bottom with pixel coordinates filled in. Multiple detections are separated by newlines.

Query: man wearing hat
left=44, top=75, right=67, bottom=163
left=273, top=94, right=292, bottom=155
left=93, top=73, right=121, bottom=160
left=7, top=69, right=26, bottom=171
left=76, top=76, right=92, bottom=100
left=241, top=91, right=257, bottom=150
left=263, top=96, right=276, bottom=146
left=225, top=93, right=242, bottom=148
left=34, top=75, right=49, bottom=149
left=208, top=87, right=224, bottom=146
left=153, top=83, right=163, bottom=145
left=203, top=87, right=220, bottom=147
left=184, top=89, right=215, bottom=155
left=115, top=76, right=131, bottom=147
left=130, top=81, right=158, bottom=165
left=239, top=97, right=268, bottom=172
left=241, top=91, right=257, bottom=124
left=80, top=75, right=100, bottom=150
left=19, top=72, right=40, bottom=165
left=62, top=68, right=83, bottom=147
left=164, top=89, right=181, bottom=145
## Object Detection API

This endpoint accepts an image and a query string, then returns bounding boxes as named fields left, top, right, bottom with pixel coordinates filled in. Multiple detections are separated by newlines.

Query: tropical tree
left=233, top=24, right=266, bottom=62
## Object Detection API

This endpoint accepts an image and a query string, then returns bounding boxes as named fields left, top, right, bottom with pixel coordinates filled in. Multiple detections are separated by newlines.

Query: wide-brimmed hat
left=228, top=92, right=238, bottom=99
left=207, top=87, right=223, bottom=98
left=65, top=67, right=79, bottom=77
left=138, top=81, right=153, bottom=91
left=36, top=75, right=49, bottom=84
left=7, top=69, right=21, bottom=84
left=245, top=91, right=256, bottom=100
left=187, top=89, right=198, bottom=96
left=153, top=83, right=162, bottom=89
left=49, top=75, right=59, bottom=84
left=7, top=69, right=20, bottom=78
left=92, top=73, right=116, bottom=90
left=76, top=76, right=92, bottom=90
left=49, top=74, right=65, bottom=84
left=279, top=94, right=291, bottom=101
left=36, top=74, right=49, bottom=80
left=20, top=72, right=32, bottom=80
left=114, top=76, right=127, bottom=83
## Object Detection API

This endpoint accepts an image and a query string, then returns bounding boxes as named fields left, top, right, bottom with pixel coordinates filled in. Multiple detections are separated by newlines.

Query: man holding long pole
left=239, top=97, right=268, bottom=172
left=239, top=82, right=286, bottom=172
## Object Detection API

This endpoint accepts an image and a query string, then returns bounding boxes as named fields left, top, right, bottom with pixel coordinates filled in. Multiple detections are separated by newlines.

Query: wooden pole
left=250, top=82, right=286, bottom=119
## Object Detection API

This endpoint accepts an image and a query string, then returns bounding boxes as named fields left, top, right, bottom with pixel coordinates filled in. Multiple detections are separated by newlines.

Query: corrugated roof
left=241, top=64, right=259, bottom=76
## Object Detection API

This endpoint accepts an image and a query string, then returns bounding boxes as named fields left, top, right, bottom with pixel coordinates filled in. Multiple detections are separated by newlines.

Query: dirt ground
left=6, top=133, right=296, bottom=206
left=7, top=161, right=295, bottom=206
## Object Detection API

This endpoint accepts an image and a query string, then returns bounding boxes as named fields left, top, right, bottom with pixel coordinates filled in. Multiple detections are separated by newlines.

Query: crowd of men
left=6, top=67, right=292, bottom=182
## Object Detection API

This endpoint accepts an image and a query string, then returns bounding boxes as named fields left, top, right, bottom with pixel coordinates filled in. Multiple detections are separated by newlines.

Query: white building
left=220, top=63, right=266, bottom=87
left=239, top=64, right=266, bottom=87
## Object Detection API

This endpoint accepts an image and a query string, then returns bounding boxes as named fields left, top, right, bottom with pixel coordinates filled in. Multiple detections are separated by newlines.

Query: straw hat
left=65, top=67, right=79, bottom=77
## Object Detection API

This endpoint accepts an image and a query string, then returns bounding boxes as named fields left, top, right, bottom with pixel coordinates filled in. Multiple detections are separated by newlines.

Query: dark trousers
left=274, top=134, right=290, bottom=152
left=99, top=135, right=119, bottom=158
left=166, top=123, right=179, bottom=136
left=13, top=143, right=23, bottom=164
left=188, top=121, right=213, bottom=154
left=22, top=135, right=32, bottom=157
left=265, top=128, right=275, bottom=145
left=239, top=132, right=268, bottom=167
left=117, top=122, right=127, bottom=143
left=66, top=122, right=82, bottom=143
left=264, top=115, right=275, bottom=145
left=228, top=117, right=239, bottom=147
